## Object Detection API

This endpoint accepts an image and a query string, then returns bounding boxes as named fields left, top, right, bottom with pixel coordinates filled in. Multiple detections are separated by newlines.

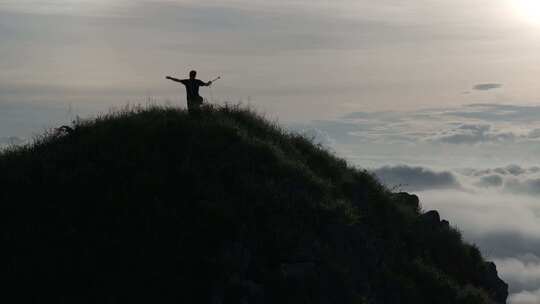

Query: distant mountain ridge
left=0, top=105, right=507, bottom=303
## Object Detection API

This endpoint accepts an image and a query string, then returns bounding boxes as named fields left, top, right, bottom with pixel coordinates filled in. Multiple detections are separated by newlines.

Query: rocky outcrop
left=393, top=192, right=420, bottom=212
left=415, top=208, right=508, bottom=303
left=483, top=262, right=509, bottom=303
left=422, top=210, right=441, bottom=225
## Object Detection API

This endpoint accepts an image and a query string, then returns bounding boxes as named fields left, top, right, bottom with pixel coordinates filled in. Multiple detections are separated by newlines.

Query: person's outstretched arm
left=166, top=76, right=183, bottom=83
left=201, top=80, right=212, bottom=86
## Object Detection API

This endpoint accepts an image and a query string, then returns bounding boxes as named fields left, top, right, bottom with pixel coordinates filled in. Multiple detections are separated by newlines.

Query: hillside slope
left=1, top=105, right=507, bottom=303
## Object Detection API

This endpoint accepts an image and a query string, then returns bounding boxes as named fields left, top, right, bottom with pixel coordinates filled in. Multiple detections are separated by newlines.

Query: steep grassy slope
left=0, top=105, right=507, bottom=303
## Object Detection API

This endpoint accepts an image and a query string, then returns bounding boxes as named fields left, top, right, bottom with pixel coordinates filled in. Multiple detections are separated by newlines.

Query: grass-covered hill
left=1, top=105, right=507, bottom=303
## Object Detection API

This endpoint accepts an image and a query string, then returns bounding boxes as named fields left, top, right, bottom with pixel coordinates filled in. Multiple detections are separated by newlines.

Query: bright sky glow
left=513, top=0, right=540, bottom=25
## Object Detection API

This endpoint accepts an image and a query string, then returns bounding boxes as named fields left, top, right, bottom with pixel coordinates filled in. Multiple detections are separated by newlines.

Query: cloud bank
left=373, top=165, right=460, bottom=191
left=289, top=103, right=540, bottom=169
left=509, top=288, right=540, bottom=304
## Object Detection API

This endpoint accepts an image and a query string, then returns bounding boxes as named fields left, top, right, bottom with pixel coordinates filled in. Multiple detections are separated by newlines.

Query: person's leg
left=187, top=100, right=194, bottom=114
left=187, top=99, right=201, bottom=116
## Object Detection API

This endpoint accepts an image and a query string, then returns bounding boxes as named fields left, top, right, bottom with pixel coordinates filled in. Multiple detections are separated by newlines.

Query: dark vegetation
left=1, top=105, right=507, bottom=303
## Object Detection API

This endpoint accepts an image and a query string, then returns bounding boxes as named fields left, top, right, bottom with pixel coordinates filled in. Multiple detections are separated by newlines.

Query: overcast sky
left=2, top=0, right=540, bottom=124
left=2, top=1, right=540, bottom=302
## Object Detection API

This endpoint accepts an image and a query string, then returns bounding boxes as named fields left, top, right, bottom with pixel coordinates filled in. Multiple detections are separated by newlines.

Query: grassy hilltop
left=1, top=105, right=507, bottom=303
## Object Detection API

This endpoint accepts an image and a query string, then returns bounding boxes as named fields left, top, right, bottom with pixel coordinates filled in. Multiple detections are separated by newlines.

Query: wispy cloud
left=428, top=123, right=516, bottom=145
left=290, top=103, right=540, bottom=169
left=473, top=83, right=503, bottom=91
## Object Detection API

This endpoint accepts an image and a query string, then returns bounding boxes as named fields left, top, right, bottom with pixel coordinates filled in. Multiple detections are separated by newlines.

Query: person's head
left=189, top=70, right=197, bottom=79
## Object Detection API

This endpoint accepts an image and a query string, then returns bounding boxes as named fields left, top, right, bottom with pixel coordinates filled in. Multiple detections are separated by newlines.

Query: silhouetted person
left=166, top=70, right=212, bottom=114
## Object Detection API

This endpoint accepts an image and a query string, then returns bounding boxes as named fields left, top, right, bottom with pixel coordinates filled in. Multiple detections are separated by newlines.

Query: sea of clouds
left=290, top=103, right=540, bottom=303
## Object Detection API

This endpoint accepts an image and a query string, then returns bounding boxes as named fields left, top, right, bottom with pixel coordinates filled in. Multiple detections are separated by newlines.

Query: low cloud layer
left=380, top=163, right=540, bottom=197
left=374, top=163, right=540, bottom=198
left=373, top=165, right=460, bottom=191
left=462, top=165, right=540, bottom=197
left=418, top=189, right=540, bottom=297
left=372, top=163, right=540, bottom=299
left=430, top=123, right=516, bottom=145
left=475, top=174, right=503, bottom=188
left=493, top=255, right=540, bottom=293
left=509, top=288, right=540, bottom=304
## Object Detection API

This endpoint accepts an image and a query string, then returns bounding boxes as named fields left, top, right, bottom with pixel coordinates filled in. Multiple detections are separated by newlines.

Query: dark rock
left=441, top=220, right=450, bottom=229
left=394, top=192, right=420, bottom=211
left=422, top=210, right=440, bottom=225
left=482, top=262, right=509, bottom=304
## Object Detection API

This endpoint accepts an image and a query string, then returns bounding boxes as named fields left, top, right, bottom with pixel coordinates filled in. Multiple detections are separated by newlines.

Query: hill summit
left=1, top=105, right=507, bottom=303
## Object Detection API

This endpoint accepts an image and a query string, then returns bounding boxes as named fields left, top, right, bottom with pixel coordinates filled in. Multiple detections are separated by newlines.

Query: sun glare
left=513, top=0, right=540, bottom=25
